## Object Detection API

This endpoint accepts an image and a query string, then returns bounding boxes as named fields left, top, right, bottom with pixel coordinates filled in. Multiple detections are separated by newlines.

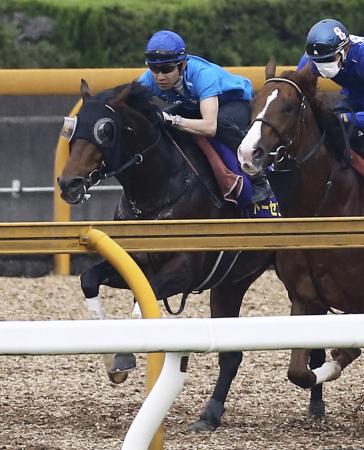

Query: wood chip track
left=0, top=271, right=363, bottom=450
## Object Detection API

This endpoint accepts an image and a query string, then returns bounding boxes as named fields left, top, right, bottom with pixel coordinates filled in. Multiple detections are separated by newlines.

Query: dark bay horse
left=58, top=79, right=275, bottom=431
left=238, top=59, right=363, bottom=412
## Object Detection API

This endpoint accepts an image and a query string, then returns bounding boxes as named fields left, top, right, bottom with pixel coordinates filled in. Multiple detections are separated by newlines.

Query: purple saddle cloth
left=208, top=138, right=281, bottom=219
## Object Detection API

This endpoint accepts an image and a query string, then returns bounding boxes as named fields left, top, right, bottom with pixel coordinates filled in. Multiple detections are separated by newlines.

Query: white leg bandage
left=85, top=296, right=104, bottom=320
left=312, top=361, right=342, bottom=385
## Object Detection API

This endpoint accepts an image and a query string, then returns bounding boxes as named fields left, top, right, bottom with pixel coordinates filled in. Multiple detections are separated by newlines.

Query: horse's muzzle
left=57, top=176, right=87, bottom=204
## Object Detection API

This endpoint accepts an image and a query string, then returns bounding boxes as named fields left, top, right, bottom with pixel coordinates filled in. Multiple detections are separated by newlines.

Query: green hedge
left=0, top=0, right=363, bottom=68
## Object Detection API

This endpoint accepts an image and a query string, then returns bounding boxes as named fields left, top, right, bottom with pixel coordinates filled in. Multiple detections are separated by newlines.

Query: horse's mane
left=280, top=69, right=321, bottom=112
left=95, top=81, right=162, bottom=124
left=280, top=70, right=349, bottom=164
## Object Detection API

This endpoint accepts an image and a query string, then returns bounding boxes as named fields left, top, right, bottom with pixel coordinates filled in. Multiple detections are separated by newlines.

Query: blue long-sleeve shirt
left=139, top=54, right=253, bottom=111
left=298, top=35, right=364, bottom=128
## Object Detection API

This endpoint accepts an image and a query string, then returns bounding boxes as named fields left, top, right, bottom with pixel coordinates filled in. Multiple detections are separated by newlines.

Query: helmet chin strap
left=338, top=48, right=347, bottom=63
left=173, top=71, right=185, bottom=96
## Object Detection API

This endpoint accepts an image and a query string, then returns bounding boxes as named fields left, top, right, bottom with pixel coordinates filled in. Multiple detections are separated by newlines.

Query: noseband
left=81, top=127, right=162, bottom=190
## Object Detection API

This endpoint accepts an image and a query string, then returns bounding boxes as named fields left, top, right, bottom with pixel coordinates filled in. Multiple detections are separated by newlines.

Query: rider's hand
left=339, top=112, right=350, bottom=125
left=161, top=111, right=175, bottom=125
left=158, top=111, right=182, bottom=127
left=325, top=112, right=345, bottom=129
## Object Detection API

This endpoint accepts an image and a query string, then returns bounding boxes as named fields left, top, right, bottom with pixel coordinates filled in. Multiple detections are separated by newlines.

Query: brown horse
left=57, top=79, right=277, bottom=431
left=238, top=59, right=363, bottom=410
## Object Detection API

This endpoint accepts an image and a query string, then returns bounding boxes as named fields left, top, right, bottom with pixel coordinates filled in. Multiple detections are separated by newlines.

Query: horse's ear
left=300, top=61, right=318, bottom=89
left=80, top=79, right=91, bottom=101
left=265, top=56, right=276, bottom=80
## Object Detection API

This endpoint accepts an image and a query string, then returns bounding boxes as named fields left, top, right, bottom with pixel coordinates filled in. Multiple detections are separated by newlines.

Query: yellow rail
left=1, top=218, right=364, bottom=254
left=53, top=99, right=83, bottom=275
left=0, top=67, right=339, bottom=95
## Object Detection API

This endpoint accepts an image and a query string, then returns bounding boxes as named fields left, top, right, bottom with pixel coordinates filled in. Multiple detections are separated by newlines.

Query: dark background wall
left=0, top=94, right=122, bottom=276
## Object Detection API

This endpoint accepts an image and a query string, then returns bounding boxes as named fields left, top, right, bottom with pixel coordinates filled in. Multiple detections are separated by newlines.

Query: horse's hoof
left=107, top=369, right=130, bottom=384
left=188, top=419, right=217, bottom=433
left=308, top=400, right=325, bottom=419
left=103, top=353, right=136, bottom=384
left=190, top=399, right=224, bottom=432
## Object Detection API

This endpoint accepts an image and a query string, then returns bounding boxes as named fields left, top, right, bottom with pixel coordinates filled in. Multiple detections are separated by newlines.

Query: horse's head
left=58, top=79, right=160, bottom=204
left=238, top=58, right=318, bottom=176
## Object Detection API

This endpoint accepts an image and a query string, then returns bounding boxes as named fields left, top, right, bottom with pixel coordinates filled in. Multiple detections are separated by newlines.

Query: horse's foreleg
left=192, top=350, right=242, bottom=432
left=190, top=283, right=247, bottom=432
left=317, top=346, right=362, bottom=389
left=308, top=348, right=326, bottom=418
left=289, top=344, right=360, bottom=392
left=288, top=347, right=316, bottom=388
left=330, top=347, right=361, bottom=369
left=287, top=300, right=332, bottom=390
left=80, top=260, right=137, bottom=383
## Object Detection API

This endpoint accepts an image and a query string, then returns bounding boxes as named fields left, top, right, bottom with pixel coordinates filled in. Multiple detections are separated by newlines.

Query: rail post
left=82, top=227, right=165, bottom=450
left=53, top=99, right=82, bottom=275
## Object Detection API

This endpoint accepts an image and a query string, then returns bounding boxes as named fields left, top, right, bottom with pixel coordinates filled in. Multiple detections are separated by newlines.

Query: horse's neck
left=285, top=117, right=363, bottom=217
left=117, top=132, right=193, bottom=218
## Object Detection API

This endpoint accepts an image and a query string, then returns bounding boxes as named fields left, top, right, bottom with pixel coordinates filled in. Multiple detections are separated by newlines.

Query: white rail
left=1, top=314, right=363, bottom=450
left=1, top=314, right=363, bottom=354
left=1, top=179, right=122, bottom=196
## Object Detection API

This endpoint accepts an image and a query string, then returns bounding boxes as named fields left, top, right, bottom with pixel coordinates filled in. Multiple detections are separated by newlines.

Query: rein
left=163, top=129, right=223, bottom=208
left=103, top=128, right=162, bottom=179
left=87, top=123, right=223, bottom=209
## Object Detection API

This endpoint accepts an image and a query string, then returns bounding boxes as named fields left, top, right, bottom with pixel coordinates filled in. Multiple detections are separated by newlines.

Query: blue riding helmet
left=145, top=30, right=187, bottom=64
left=306, top=19, right=349, bottom=62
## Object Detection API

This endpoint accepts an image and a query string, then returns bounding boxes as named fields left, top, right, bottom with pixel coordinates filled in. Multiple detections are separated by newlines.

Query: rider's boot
left=249, top=172, right=274, bottom=203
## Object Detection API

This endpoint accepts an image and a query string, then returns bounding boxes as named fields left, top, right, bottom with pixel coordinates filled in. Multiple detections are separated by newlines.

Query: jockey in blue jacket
left=139, top=29, right=272, bottom=202
left=298, top=18, right=364, bottom=154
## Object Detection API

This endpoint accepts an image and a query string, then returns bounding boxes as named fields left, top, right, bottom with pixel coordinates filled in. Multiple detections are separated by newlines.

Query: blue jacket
left=298, top=35, right=364, bottom=128
left=138, top=55, right=253, bottom=111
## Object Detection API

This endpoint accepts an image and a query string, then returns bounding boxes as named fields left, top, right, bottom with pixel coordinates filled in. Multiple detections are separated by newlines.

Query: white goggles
left=61, top=116, right=78, bottom=141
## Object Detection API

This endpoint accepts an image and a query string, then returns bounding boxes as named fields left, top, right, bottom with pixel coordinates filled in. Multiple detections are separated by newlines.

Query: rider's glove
left=159, top=111, right=182, bottom=127
left=326, top=112, right=350, bottom=129
left=339, top=112, right=350, bottom=125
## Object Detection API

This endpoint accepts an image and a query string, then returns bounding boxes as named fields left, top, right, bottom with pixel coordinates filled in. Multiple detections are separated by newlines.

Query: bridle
left=252, top=77, right=317, bottom=167
left=74, top=119, right=222, bottom=209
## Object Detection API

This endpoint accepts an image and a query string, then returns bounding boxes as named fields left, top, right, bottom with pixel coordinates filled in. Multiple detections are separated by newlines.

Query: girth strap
left=162, top=250, right=241, bottom=315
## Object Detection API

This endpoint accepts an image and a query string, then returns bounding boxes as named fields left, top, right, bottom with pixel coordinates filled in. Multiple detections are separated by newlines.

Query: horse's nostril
left=58, top=177, right=84, bottom=191
left=253, top=147, right=265, bottom=160
left=68, top=178, right=84, bottom=190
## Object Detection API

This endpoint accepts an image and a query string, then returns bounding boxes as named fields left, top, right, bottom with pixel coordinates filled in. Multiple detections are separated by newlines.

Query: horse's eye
left=93, top=118, right=115, bottom=145
left=282, top=103, right=295, bottom=113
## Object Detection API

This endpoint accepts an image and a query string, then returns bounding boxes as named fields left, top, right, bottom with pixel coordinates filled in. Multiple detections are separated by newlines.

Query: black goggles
left=145, top=49, right=185, bottom=63
left=148, top=63, right=181, bottom=74
left=307, top=41, right=347, bottom=63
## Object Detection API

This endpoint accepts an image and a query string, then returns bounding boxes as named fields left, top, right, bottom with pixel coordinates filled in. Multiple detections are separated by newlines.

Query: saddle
left=194, top=136, right=280, bottom=218
left=194, top=136, right=244, bottom=205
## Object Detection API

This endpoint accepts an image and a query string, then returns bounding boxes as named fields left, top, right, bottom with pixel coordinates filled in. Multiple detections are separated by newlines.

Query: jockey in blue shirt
left=139, top=29, right=272, bottom=202
left=298, top=18, right=364, bottom=154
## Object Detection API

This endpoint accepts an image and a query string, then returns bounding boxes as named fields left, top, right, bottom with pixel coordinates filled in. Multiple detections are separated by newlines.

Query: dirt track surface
left=0, top=271, right=364, bottom=450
